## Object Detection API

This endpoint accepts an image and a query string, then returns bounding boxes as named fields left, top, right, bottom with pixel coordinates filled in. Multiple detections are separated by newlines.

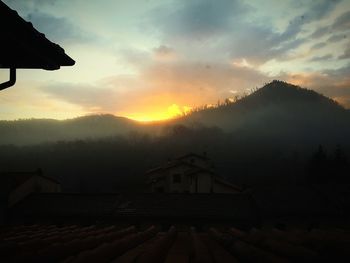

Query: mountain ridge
left=179, top=80, right=349, bottom=131
left=1, top=80, right=349, bottom=145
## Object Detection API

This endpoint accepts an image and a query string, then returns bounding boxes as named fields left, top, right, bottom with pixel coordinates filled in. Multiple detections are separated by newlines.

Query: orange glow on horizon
left=124, top=104, right=192, bottom=122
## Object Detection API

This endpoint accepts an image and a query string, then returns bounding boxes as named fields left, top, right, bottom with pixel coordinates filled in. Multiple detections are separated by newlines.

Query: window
left=172, top=174, right=181, bottom=183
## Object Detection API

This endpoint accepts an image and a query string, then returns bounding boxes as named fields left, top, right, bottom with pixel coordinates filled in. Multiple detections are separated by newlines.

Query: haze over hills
left=180, top=80, right=350, bottom=143
left=1, top=80, right=350, bottom=191
left=0, top=114, right=156, bottom=145
left=1, top=80, right=350, bottom=146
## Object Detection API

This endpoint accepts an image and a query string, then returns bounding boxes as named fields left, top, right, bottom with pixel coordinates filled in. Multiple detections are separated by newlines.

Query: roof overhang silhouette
left=0, top=1, right=75, bottom=90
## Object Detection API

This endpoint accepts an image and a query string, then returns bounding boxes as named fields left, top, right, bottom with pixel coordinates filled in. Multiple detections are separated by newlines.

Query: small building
left=146, top=153, right=242, bottom=194
left=1, top=169, right=61, bottom=207
left=0, top=169, right=61, bottom=224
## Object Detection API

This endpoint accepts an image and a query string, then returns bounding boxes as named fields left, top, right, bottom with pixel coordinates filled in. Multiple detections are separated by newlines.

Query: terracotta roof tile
left=1, top=224, right=350, bottom=262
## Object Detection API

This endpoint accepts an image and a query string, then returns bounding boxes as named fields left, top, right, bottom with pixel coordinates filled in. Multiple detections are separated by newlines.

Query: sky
left=1, top=0, right=350, bottom=121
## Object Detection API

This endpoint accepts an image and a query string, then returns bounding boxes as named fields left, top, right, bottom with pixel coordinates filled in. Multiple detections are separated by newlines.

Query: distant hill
left=179, top=80, right=350, bottom=143
left=0, top=114, right=157, bottom=145
left=1, top=80, right=350, bottom=146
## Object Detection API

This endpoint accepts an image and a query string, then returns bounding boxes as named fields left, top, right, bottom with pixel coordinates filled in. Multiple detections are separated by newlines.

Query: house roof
left=176, top=152, right=209, bottom=161
left=146, top=152, right=211, bottom=175
left=183, top=167, right=214, bottom=177
left=0, top=170, right=60, bottom=194
left=146, top=160, right=201, bottom=175
left=0, top=1, right=75, bottom=70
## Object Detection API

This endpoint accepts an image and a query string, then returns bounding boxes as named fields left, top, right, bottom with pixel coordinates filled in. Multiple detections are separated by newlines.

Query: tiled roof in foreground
left=1, top=223, right=349, bottom=262
left=0, top=1, right=75, bottom=70
left=9, top=184, right=350, bottom=224
left=10, top=193, right=259, bottom=225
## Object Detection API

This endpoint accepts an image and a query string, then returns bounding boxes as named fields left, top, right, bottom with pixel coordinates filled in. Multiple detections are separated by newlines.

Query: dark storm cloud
left=324, top=62, right=350, bottom=78
left=150, top=0, right=342, bottom=65
left=228, top=0, right=341, bottom=63
left=310, top=42, right=327, bottom=50
left=225, top=26, right=302, bottom=64
left=25, top=12, right=91, bottom=44
left=304, top=0, right=341, bottom=20
left=339, top=43, right=350, bottom=59
left=152, top=0, right=251, bottom=40
left=276, top=0, right=341, bottom=42
left=309, top=54, right=333, bottom=62
left=3, top=0, right=58, bottom=10
left=332, top=10, right=350, bottom=31
left=4, top=0, right=90, bottom=45
left=309, top=9, right=350, bottom=41
left=327, top=34, right=347, bottom=43
left=310, top=26, right=330, bottom=39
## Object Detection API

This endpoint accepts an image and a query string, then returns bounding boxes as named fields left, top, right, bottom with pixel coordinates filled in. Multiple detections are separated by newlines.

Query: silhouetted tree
left=307, top=145, right=329, bottom=184
left=331, top=144, right=349, bottom=183
left=307, top=144, right=350, bottom=184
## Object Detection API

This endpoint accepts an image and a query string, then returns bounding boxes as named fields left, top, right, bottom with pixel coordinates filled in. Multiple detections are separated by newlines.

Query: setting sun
left=125, top=104, right=192, bottom=122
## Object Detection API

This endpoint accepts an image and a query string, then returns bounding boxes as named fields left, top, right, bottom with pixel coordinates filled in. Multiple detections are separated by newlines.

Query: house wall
left=189, top=175, right=196, bottom=193
left=149, top=162, right=224, bottom=193
left=8, top=176, right=61, bottom=207
left=150, top=172, right=242, bottom=194
left=168, top=166, right=190, bottom=193
left=196, top=173, right=212, bottom=193
left=150, top=177, right=167, bottom=193
left=150, top=168, right=214, bottom=193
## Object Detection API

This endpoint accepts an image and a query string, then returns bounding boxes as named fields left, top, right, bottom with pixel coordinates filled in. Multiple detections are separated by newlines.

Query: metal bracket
left=0, top=68, right=16, bottom=91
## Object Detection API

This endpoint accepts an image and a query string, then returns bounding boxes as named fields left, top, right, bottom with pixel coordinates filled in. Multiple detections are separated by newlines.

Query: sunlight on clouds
left=333, top=96, right=350, bottom=108
left=231, top=58, right=254, bottom=69
left=283, top=72, right=327, bottom=87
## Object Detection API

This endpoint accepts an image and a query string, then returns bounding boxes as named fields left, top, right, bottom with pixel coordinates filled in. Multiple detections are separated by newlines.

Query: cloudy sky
left=1, top=0, right=350, bottom=121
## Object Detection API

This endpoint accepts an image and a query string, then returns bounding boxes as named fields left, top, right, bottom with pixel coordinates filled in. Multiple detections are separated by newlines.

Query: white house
left=146, top=153, right=241, bottom=194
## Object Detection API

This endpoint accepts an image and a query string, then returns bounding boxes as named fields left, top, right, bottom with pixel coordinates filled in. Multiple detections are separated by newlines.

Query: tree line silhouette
left=1, top=124, right=349, bottom=193
left=307, top=144, right=349, bottom=184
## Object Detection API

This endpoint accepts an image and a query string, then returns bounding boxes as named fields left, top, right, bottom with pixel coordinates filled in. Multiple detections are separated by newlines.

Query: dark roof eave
left=146, top=160, right=203, bottom=175
left=0, top=2, right=75, bottom=70
left=0, top=62, right=75, bottom=70
left=176, top=152, right=209, bottom=161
